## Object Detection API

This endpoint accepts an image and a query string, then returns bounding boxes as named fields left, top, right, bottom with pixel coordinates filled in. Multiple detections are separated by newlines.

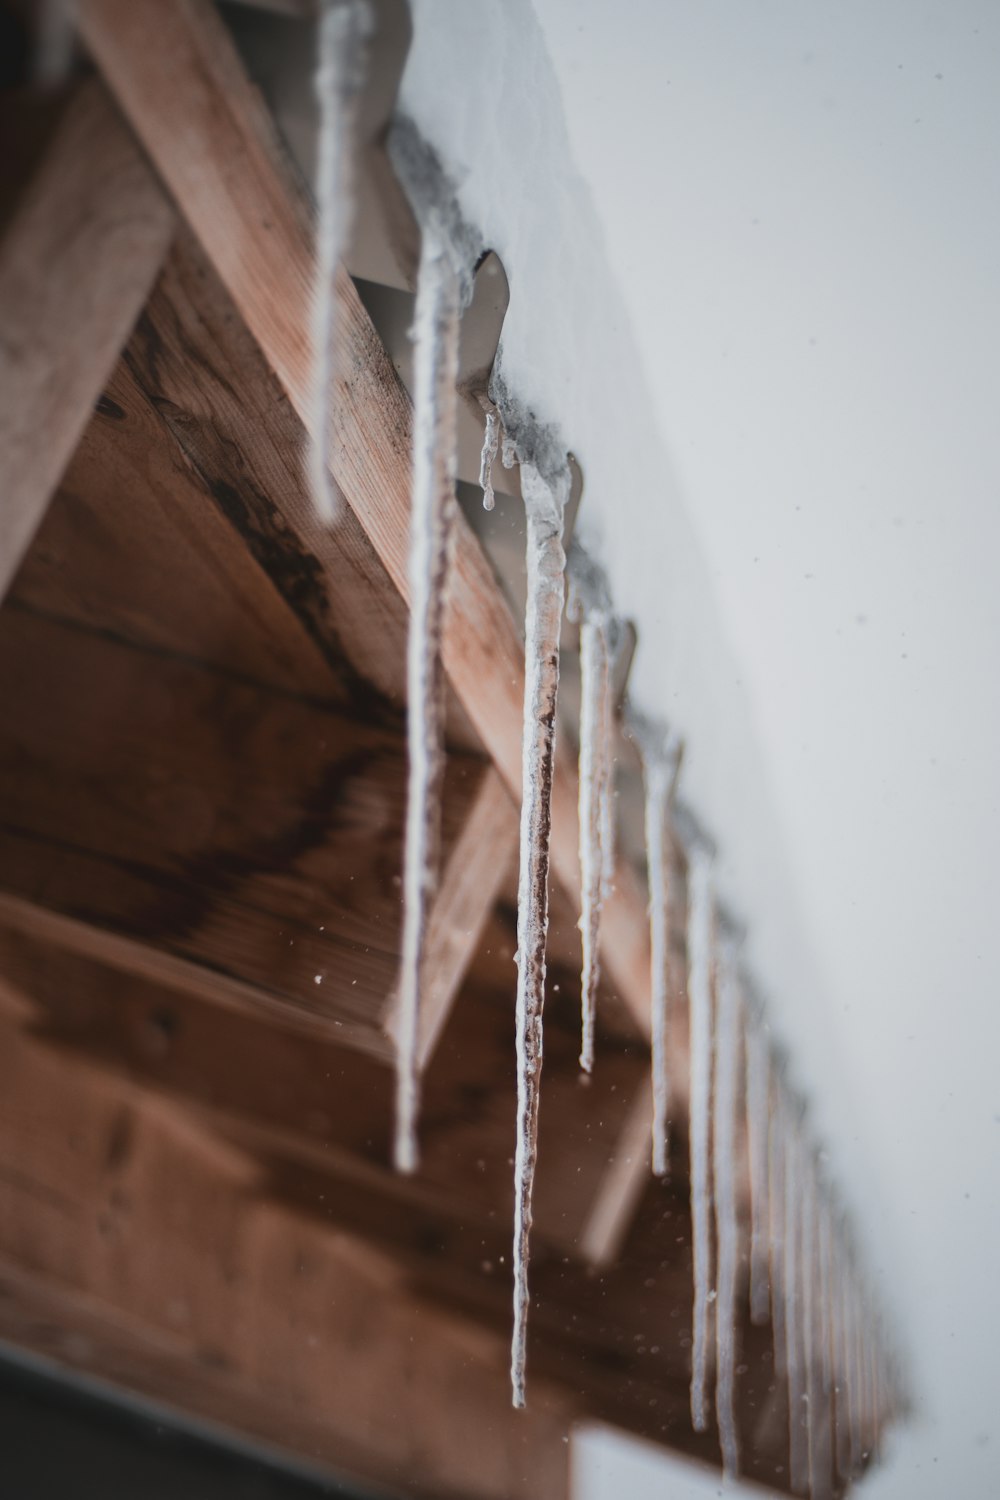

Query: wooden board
left=0, top=605, right=494, bottom=1059
left=0, top=81, right=174, bottom=601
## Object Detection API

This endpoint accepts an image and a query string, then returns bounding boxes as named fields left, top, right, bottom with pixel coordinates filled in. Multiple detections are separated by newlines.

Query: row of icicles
left=308, top=4, right=903, bottom=1487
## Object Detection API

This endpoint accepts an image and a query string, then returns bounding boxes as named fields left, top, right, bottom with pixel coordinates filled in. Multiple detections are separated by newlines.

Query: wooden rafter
left=0, top=81, right=174, bottom=602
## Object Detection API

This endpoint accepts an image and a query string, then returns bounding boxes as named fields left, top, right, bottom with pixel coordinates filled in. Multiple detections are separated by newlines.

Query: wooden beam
left=576, top=1075, right=654, bottom=1268
left=0, top=80, right=173, bottom=601
left=0, top=1019, right=577, bottom=1500
left=383, top=763, right=517, bottom=1066
left=76, top=0, right=654, bottom=1043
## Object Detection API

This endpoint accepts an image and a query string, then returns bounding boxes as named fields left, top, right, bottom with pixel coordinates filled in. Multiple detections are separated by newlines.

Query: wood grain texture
left=77, top=0, right=653, bottom=1041
left=0, top=1020, right=576, bottom=1500
left=0, top=80, right=174, bottom=601
left=0, top=605, right=491, bottom=1059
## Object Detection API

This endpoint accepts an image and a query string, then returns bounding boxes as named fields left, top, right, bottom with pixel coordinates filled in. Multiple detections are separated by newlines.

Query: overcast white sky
left=405, top=2, right=1000, bottom=1494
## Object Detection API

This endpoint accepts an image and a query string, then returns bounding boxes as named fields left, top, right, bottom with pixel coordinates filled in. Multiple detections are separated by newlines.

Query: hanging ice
left=309, top=0, right=372, bottom=522
left=567, top=547, right=616, bottom=1075
left=510, top=459, right=570, bottom=1409
left=814, top=1184, right=837, bottom=1499
left=745, top=1006, right=772, bottom=1325
left=394, top=224, right=466, bottom=1175
left=713, top=940, right=744, bottom=1478
left=769, top=1072, right=788, bottom=1383
left=784, top=1117, right=809, bottom=1495
left=633, top=719, right=682, bottom=1176
left=479, top=408, right=499, bottom=510
left=686, top=842, right=716, bottom=1432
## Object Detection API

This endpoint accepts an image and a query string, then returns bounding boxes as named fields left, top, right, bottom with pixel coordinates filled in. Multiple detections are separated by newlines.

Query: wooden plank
left=0, top=902, right=651, bottom=1256
left=0, top=1020, right=576, bottom=1500
left=576, top=1076, right=654, bottom=1268
left=384, top=763, right=517, bottom=1066
left=0, top=606, right=491, bottom=1059
left=0, top=80, right=174, bottom=601
left=77, top=0, right=653, bottom=1041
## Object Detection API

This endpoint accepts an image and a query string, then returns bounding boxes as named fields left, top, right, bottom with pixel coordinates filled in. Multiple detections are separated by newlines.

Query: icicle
left=568, top=548, right=616, bottom=1075
left=394, top=226, right=464, bottom=1175
left=802, top=1153, right=834, bottom=1499
left=479, top=408, right=499, bottom=510
left=687, top=842, right=716, bottom=1432
left=834, top=1229, right=857, bottom=1482
left=784, top=1110, right=809, bottom=1494
left=576, top=614, right=610, bottom=1071
left=635, top=726, right=682, bottom=1176
left=769, top=1070, right=788, bottom=1382
left=510, top=459, right=570, bottom=1409
left=713, top=940, right=743, bottom=1478
left=745, top=1006, right=772, bottom=1325
left=310, top=0, right=372, bottom=523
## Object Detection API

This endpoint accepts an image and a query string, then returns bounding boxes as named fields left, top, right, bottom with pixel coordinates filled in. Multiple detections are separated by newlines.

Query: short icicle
left=745, top=1004, right=773, bottom=1325
left=510, top=459, right=570, bottom=1409
left=634, top=720, right=682, bottom=1176
left=713, top=939, right=744, bottom=1479
left=310, top=0, right=372, bottom=522
left=394, top=224, right=466, bottom=1175
left=479, top=408, right=499, bottom=510
left=815, top=1184, right=837, bottom=1498
left=686, top=841, right=716, bottom=1433
left=568, top=547, right=615, bottom=1074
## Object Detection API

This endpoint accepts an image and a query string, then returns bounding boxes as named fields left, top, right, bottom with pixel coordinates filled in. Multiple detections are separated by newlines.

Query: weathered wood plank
left=0, top=901, right=650, bottom=1256
left=0, top=606, right=491, bottom=1058
left=77, top=0, right=653, bottom=1040
left=0, top=80, right=174, bottom=601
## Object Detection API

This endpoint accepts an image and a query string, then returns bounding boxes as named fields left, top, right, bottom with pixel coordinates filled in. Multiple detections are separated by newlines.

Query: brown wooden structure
left=0, top=3, right=816, bottom=1495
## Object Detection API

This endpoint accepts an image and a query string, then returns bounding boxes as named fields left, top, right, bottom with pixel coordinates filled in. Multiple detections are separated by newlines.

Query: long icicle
left=745, top=1004, right=772, bottom=1325
left=576, top=612, right=610, bottom=1072
left=687, top=842, right=716, bottom=1432
left=802, top=1151, right=832, bottom=1499
left=784, top=1117, right=809, bottom=1494
left=813, top=1184, right=836, bottom=1500
left=636, top=724, right=682, bottom=1176
left=713, top=939, right=744, bottom=1478
left=510, top=459, right=569, bottom=1409
left=831, top=1218, right=852, bottom=1484
left=310, top=0, right=371, bottom=522
left=769, top=1064, right=788, bottom=1384
left=394, top=226, right=463, bottom=1174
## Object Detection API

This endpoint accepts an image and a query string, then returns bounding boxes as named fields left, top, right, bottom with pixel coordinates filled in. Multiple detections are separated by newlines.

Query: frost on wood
left=686, top=842, right=716, bottom=1432
left=479, top=408, right=499, bottom=510
left=633, top=719, right=682, bottom=1176
left=310, top=0, right=372, bottom=523
left=745, top=1006, right=772, bottom=1325
left=713, top=940, right=744, bottom=1479
left=394, top=225, right=464, bottom=1175
left=510, top=459, right=570, bottom=1409
left=567, top=545, right=616, bottom=1075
